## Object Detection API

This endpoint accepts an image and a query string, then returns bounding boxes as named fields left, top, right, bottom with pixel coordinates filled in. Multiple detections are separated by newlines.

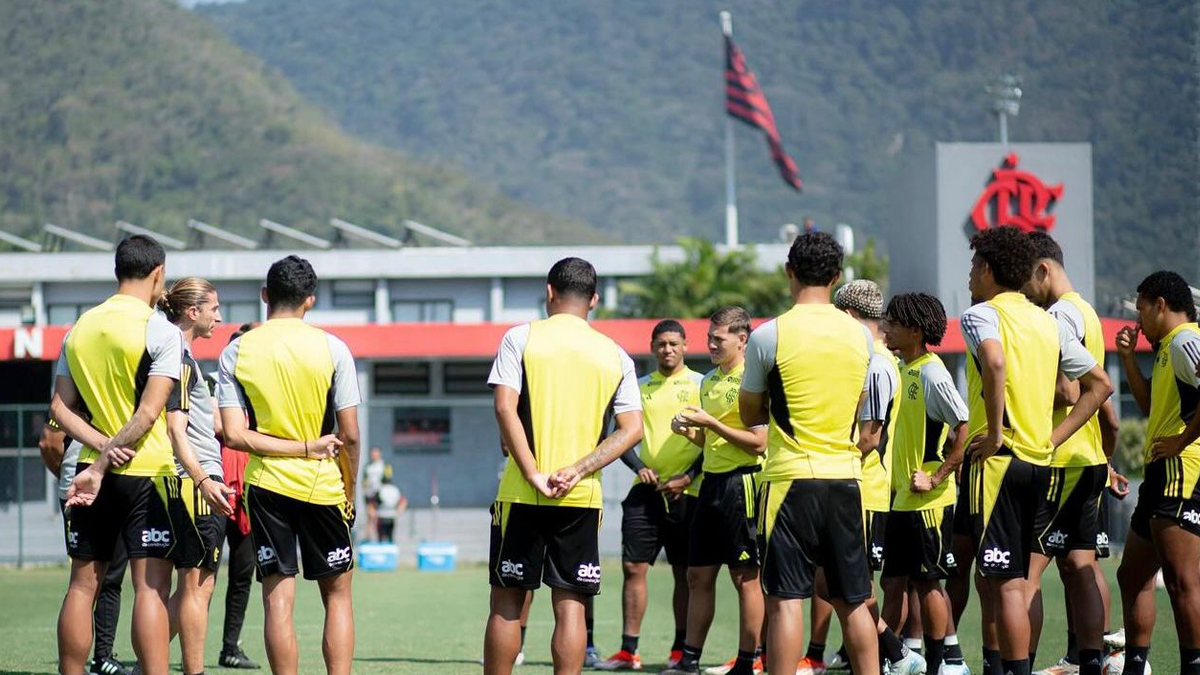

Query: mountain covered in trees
left=201, top=0, right=1197, bottom=302
left=0, top=0, right=602, bottom=247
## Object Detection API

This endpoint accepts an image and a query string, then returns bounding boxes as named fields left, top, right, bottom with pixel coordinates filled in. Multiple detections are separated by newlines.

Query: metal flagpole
left=721, top=10, right=738, bottom=247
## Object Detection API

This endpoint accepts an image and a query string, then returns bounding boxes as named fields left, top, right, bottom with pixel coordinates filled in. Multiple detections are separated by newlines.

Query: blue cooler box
left=358, top=542, right=399, bottom=571
left=416, top=541, right=458, bottom=571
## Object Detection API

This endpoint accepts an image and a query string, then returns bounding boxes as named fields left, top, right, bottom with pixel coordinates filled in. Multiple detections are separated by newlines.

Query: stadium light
left=116, top=221, right=186, bottom=250
left=43, top=224, right=114, bottom=252
left=0, top=230, right=43, bottom=252
left=402, top=220, right=471, bottom=247
left=986, top=74, right=1023, bottom=145
left=331, top=218, right=403, bottom=249
left=186, top=219, right=259, bottom=250
left=258, top=219, right=332, bottom=250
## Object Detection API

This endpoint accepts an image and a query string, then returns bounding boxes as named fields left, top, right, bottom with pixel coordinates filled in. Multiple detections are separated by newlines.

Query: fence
left=0, top=404, right=60, bottom=566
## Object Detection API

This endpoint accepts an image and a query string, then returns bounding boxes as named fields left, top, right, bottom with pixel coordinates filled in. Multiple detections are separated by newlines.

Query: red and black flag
left=725, top=36, right=802, bottom=191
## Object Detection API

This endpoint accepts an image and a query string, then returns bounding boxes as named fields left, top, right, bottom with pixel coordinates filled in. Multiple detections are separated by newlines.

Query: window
left=332, top=281, right=375, bottom=309
left=222, top=301, right=259, bottom=326
left=374, top=362, right=431, bottom=395
left=48, top=304, right=86, bottom=325
left=444, top=361, right=493, bottom=395
left=392, top=300, right=453, bottom=323
left=390, top=407, right=451, bottom=454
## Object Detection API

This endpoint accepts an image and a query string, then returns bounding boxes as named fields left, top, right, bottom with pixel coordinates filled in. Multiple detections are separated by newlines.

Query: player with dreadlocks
left=878, top=293, right=971, bottom=675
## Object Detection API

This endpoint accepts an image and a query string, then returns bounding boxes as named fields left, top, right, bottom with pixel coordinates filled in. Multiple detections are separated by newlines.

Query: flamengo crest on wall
left=970, top=153, right=1064, bottom=233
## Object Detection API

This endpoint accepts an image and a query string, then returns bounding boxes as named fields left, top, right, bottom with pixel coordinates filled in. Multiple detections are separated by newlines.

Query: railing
left=0, top=404, right=57, bottom=566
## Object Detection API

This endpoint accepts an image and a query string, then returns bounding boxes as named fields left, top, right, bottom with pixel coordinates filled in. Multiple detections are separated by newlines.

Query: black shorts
left=246, top=485, right=354, bottom=581
left=621, top=483, right=695, bottom=565
left=970, top=455, right=1051, bottom=578
left=1097, top=491, right=1112, bottom=559
left=865, top=509, right=888, bottom=572
left=758, top=478, right=872, bottom=603
left=379, top=519, right=395, bottom=542
left=1034, top=464, right=1108, bottom=557
left=64, top=465, right=188, bottom=561
left=489, top=501, right=602, bottom=595
left=881, top=505, right=958, bottom=580
left=176, top=476, right=228, bottom=571
left=953, top=458, right=973, bottom=537
left=688, top=470, right=759, bottom=568
left=1130, top=456, right=1200, bottom=540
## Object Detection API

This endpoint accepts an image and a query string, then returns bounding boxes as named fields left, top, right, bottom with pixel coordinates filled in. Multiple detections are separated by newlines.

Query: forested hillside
left=0, top=0, right=603, bottom=247
left=203, top=0, right=1198, bottom=301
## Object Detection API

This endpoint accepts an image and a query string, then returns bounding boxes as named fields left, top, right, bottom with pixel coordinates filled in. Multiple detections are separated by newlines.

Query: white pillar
left=374, top=279, right=391, bottom=323
left=490, top=277, right=504, bottom=322
left=604, top=277, right=618, bottom=312
left=31, top=282, right=46, bottom=326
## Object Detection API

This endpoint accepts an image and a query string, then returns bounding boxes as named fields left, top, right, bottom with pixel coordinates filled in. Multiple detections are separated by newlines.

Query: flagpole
left=721, top=10, right=738, bottom=248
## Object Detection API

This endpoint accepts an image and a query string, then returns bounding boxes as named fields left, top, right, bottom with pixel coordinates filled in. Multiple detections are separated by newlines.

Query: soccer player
left=740, top=232, right=878, bottom=675
left=50, top=235, right=185, bottom=675
left=878, top=293, right=971, bottom=675
left=1112, top=270, right=1200, bottom=675
left=960, top=226, right=1112, bottom=675
left=597, top=320, right=704, bottom=671
left=217, top=255, right=359, bottom=675
left=158, top=277, right=237, bottom=675
left=484, top=257, right=643, bottom=675
left=215, top=322, right=261, bottom=671
left=40, top=421, right=132, bottom=675
left=663, top=307, right=765, bottom=675
left=1020, top=232, right=1125, bottom=675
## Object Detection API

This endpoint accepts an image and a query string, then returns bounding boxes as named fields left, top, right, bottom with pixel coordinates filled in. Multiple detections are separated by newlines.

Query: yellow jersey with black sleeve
left=699, top=361, right=759, bottom=474
left=860, top=341, right=900, bottom=512
left=488, top=313, right=642, bottom=508
left=57, top=295, right=183, bottom=477
left=216, top=318, right=361, bottom=506
left=960, top=292, right=1097, bottom=466
left=743, top=304, right=873, bottom=481
left=637, top=367, right=704, bottom=495
left=891, top=352, right=970, bottom=511
left=1048, top=292, right=1107, bottom=468
left=1145, top=322, right=1200, bottom=464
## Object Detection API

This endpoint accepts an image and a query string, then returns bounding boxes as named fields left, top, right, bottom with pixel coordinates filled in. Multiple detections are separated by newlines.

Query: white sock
left=945, top=634, right=960, bottom=647
left=904, top=637, right=924, bottom=653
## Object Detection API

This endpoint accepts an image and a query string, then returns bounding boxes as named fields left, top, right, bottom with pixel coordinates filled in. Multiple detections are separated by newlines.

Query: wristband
left=305, top=440, right=309, bottom=458
left=198, top=475, right=212, bottom=488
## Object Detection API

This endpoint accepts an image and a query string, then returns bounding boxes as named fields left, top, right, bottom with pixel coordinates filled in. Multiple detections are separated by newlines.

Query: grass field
left=0, top=559, right=1180, bottom=675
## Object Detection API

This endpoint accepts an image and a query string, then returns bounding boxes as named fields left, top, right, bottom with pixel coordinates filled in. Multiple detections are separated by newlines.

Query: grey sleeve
left=487, top=324, right=530, bottom=393
left=612, top=349, right=642, bottom=414
left=1057, top=319, right=1098, bottom=381
left=216, top=338, right=246, bottom=409
left=1170, top=332, right=1200, bottom=387
left=960, top=305, right=1001, bottom=357
left=327, top=334, right=362, bottom=410
left=860, top=354, right=897, bottom=422
left=1048, top=300, right=1086, bottom=345
left=742, top=319, right=778, bottom=393
left=922, top=363, right=970, bottom=426
left=145, top=312, right=183, bottom=380
left=54, top=334, right=72, bottom=384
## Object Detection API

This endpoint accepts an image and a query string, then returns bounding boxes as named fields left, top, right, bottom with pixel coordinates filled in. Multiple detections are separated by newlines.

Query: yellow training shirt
left=700, top=361, right=760, bottom=474
left=1049, top=292, right=1107, bottom=468
left=1145, top=322, right=1200, bottom=464
left=638, top=367, right=704, bottom=495
left=891, top=352, right=970, bottom=511
left=860, top=340, right=900, bottom=512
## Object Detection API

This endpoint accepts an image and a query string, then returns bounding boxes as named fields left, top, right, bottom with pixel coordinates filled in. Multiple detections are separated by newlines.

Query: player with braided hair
left=879, top=293, right=970, bottom=675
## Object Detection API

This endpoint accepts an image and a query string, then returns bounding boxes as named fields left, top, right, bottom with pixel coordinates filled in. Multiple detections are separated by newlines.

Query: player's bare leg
left=485, top=586, right=527, bottom=675
left=765, top=597, right=804, bottom=675
left=947, top=533, right=975, bottom=628
left=622, top=561, right=651, bottom=636
left=169, top=567, right=219, bottom=675
left=1116, top=530, right=1160, bottom=657
left=1025, top=552, right=1053, bottom=655
left=683, top=565, right=721, bottom=653
left=1153, top=520, right=1200, bottom=658
left=671, top=564, right=689, bottom=644
left=836, top=598, right=881, bottom=675
left=318, top=571, right=354, bottom=675
left=550, top=588, right=589, bottom=675
left=130, top=557, right=174, bottom=675
left=729, top=565, right=764, bottom=654
left=58, top=559, right=107, bottom=675
left=261, top=574, right=299, bottom=675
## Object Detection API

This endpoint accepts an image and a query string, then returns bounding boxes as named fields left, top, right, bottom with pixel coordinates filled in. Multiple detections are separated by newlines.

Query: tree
left=841, top=236, right=890, bottom=293
left=611, top=237, right=791, bottom=319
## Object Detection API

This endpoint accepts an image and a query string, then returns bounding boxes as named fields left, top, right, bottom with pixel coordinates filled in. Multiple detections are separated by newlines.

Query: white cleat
left=885, top=650, right=927, bottom=675
left=1104, top=628, right=1126, bottom=650
left=938, top=664, right=970, bottom=675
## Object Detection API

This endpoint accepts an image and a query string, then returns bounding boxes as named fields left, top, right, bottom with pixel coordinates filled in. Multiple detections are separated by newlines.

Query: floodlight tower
left=987, top=74, right=1022, bottom=146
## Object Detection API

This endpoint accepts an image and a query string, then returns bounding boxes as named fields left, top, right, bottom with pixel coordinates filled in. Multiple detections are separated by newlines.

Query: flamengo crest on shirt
left=970, top=153, right=1063, bottom=233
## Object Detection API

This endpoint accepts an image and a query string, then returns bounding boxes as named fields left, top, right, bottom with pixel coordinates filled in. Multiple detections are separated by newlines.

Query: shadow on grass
left=0, top=670, right=55, bottom=675
left=354, top=656, right=485, bottom=666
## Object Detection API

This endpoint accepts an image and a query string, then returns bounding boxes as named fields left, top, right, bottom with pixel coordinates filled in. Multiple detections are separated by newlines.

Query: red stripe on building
left=4, top=317, right=1152, bottom=362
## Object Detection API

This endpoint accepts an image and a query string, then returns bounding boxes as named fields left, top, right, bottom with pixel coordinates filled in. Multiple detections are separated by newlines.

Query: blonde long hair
left=157, top=277, right=216, bottom=324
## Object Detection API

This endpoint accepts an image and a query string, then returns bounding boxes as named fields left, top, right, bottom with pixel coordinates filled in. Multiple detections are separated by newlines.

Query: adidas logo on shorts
left=326, top=546, right=352, bottom=566
left=576, top=563, right=602, bottom=583
left=982, top=547, right=1011, bottom=568
left=141, top=528, right=171, bottom=547
left=257, top=545, right=276, bottom=563
left=500, top=560, right=524, bottom=578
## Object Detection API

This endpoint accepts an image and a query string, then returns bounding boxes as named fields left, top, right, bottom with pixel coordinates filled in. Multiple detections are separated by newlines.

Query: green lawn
left=0, top=559, right=1180, bottom=674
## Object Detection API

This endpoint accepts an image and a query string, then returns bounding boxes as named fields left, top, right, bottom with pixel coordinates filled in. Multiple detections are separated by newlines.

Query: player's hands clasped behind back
left=308, top=434, right=343, bottom=460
